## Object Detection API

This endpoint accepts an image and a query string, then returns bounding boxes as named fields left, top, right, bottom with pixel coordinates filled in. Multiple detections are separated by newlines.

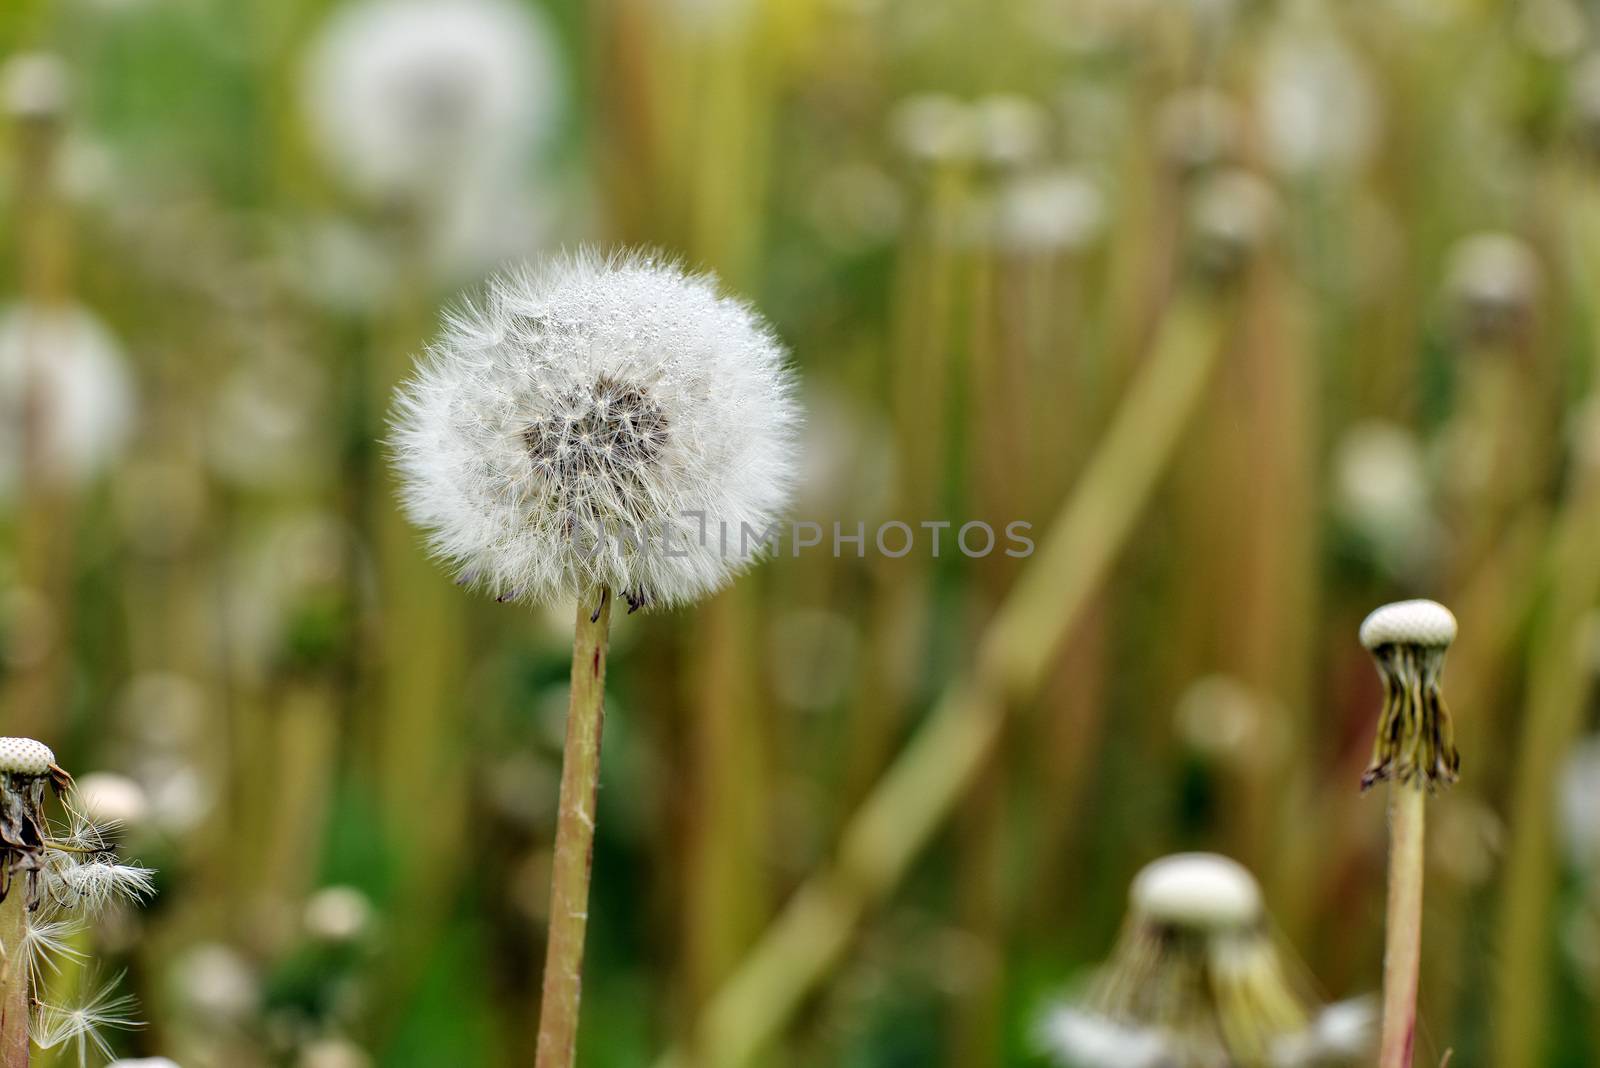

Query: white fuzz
left=0, top=303, right=136, bottom=498
left=1358, top=599, right=1457, bottom=650
left=1256, top=27, right=1379, bottom=176
left=887, top=93, right=978, bottom=164
left=21, top=917, right=88, bottom=980
left=2, top=52, right=70, bottom=121
left=1130, top=852, right=1262, bottom=930
left=1037, top=1007, right=1172, bottom=1068
left=1269, top=998, right=1378, bottom=1065
left=391, top=249, right=801, bottom=608
left=1444, top=232, right=1541, bottom=323
left=972, top=94, right=1052, bottom=168
left=0, top=736, right=55, bottom=776
left=34, top=976, right=142, bottom=1065
left=301, top=0, right=562, bottom=200
left=992, top=169, right=1106, bottom=254
left=45, top=858, right=156, bottom=918
left=304, top=886, right=374, bottom=944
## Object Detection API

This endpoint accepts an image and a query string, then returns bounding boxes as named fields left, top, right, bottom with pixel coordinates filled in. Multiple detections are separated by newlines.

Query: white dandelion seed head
left=391, top=249, right=801, bottom=608
left=301, top=0, right=563, bottom=201
left=972, top=94, right=1052, bottom=169
left=109, top=1060, right=182, bottom=1068
left=1130, top=852, right=1263, bottom=931
left=1257, top=29, right=1379, bottom=177
left=1036, top=1006, right=1174, bottom=1068
left=299, top=1037, right=374, bottom=1068
left=304, top=885, right=375, bottom=944
left=0, top=736, right=55, bottom=776
left=0, top=303, right=136, bottom=498
left=1359, top=599, right=1457, bottom=651
left=888, top=93, right=979, bottom=165
left=2, top=52, right=70, bottom=121
left=992, top=168, right=1106, bottom=254
left=1444, top=232, right=1541, bottom=337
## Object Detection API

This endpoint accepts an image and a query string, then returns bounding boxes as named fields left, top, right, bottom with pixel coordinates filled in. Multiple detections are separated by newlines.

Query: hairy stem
left=535, top=586, right=613, bottom=1068
left=1379, top=785, right=1425, bottom=1068
left=0, top=879, right=28, bottom=1067
left=655, top=287, right=1233, bottom=1068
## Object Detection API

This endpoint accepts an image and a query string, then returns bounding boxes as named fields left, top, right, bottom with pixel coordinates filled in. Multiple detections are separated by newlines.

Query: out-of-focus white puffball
left=301, top=0, right=563, bottom=201
left=992, top=168, right=1106, bottom=254
left=972, top=94, right=1053, bottom=170
left=1, top=52, right=70, bottom=121
left=0, top=303, right=136, bottom=498
left=888, top=93, right=979, bottom=166
left=304, top=886, right=375, bottom=944
left=1257, top=29, right=1380, bottom=177
left=1333, top=420, right=1438, bottom=575
left=109, top=1059, right=182, bottom=1068
left=174, top=943, right=259, bottom=1024
left=76, top=772, right=152, bottom=832
left=299, top=1040, right=373, bottom=1068
left=1561, top=735, right=1600, bottom=869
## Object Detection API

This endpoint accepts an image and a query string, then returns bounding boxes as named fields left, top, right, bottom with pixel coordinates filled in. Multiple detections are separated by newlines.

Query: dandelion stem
left=1379, top=784, right=1425, bottom=1068
left=535, top=585, right=613, bottom=1068
left=0, top=879, right=29, bottom=1067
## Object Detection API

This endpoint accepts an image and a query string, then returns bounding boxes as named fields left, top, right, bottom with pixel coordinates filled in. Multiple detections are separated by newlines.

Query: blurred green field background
left=4, top=0, right=1600, bottom=1065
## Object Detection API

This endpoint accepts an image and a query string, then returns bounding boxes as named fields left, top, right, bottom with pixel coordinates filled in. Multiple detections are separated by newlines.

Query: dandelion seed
left=34, top=975, right=142, bottom=1067
left=21, top=917, right=87, bottom=980
left=390, top=249, right=801, bottom=608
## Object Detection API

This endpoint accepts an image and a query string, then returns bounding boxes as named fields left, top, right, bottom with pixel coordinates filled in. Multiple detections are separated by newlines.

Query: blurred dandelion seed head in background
left=301, top=0, right=563, bottom=202
left=1041, top=854, right=1373, bottom=1067
left=0, top=304, right=136, bottom=498
left=391, top=249, right=801, bottom=607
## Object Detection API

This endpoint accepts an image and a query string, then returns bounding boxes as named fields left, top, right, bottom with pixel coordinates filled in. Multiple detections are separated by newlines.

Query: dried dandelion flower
left=0, top=303, right=136, bottom=498
left=390, top=249, right=801, bottom=610
left=1040, top=854, right=1374, bottom=1067
left=0, top=739, right=152, bottom=1063
left=1359, top=599, right=1460, bottom=791
left=301, top=0, right=562, bottom=201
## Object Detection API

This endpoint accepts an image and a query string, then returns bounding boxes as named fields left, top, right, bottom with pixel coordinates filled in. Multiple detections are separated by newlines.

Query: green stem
left=535, top=587, right=614, bottom=1068
left=655, top=287, right=1232, bottom=1068
left=1379, top=785, right=1425, bottom=1068
left=0, top=878, right=28, bottom=1067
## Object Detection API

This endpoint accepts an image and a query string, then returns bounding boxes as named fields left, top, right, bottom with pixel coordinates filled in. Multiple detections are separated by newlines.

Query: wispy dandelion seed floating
left=1039, top=853, right=1374, bottom=1068
left=389, top=249, right=800, bottom=1068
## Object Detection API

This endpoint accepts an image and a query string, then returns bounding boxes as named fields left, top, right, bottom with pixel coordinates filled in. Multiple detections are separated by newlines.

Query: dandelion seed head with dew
left=301, top=0, right=562, bottom=201
left=1359, top=599, right=1460, bottom=790
left=391, top=249, right=801, bottom=609
left=0, top=304, right=136, bottom=499
left=1038, top=853, right=1375, bottom=1068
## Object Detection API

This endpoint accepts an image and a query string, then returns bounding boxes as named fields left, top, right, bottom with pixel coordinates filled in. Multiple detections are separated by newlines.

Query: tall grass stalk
left=1493, top=418, right=1600, bottom=1068
left=655, top=286, right=1234, bottom=1068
